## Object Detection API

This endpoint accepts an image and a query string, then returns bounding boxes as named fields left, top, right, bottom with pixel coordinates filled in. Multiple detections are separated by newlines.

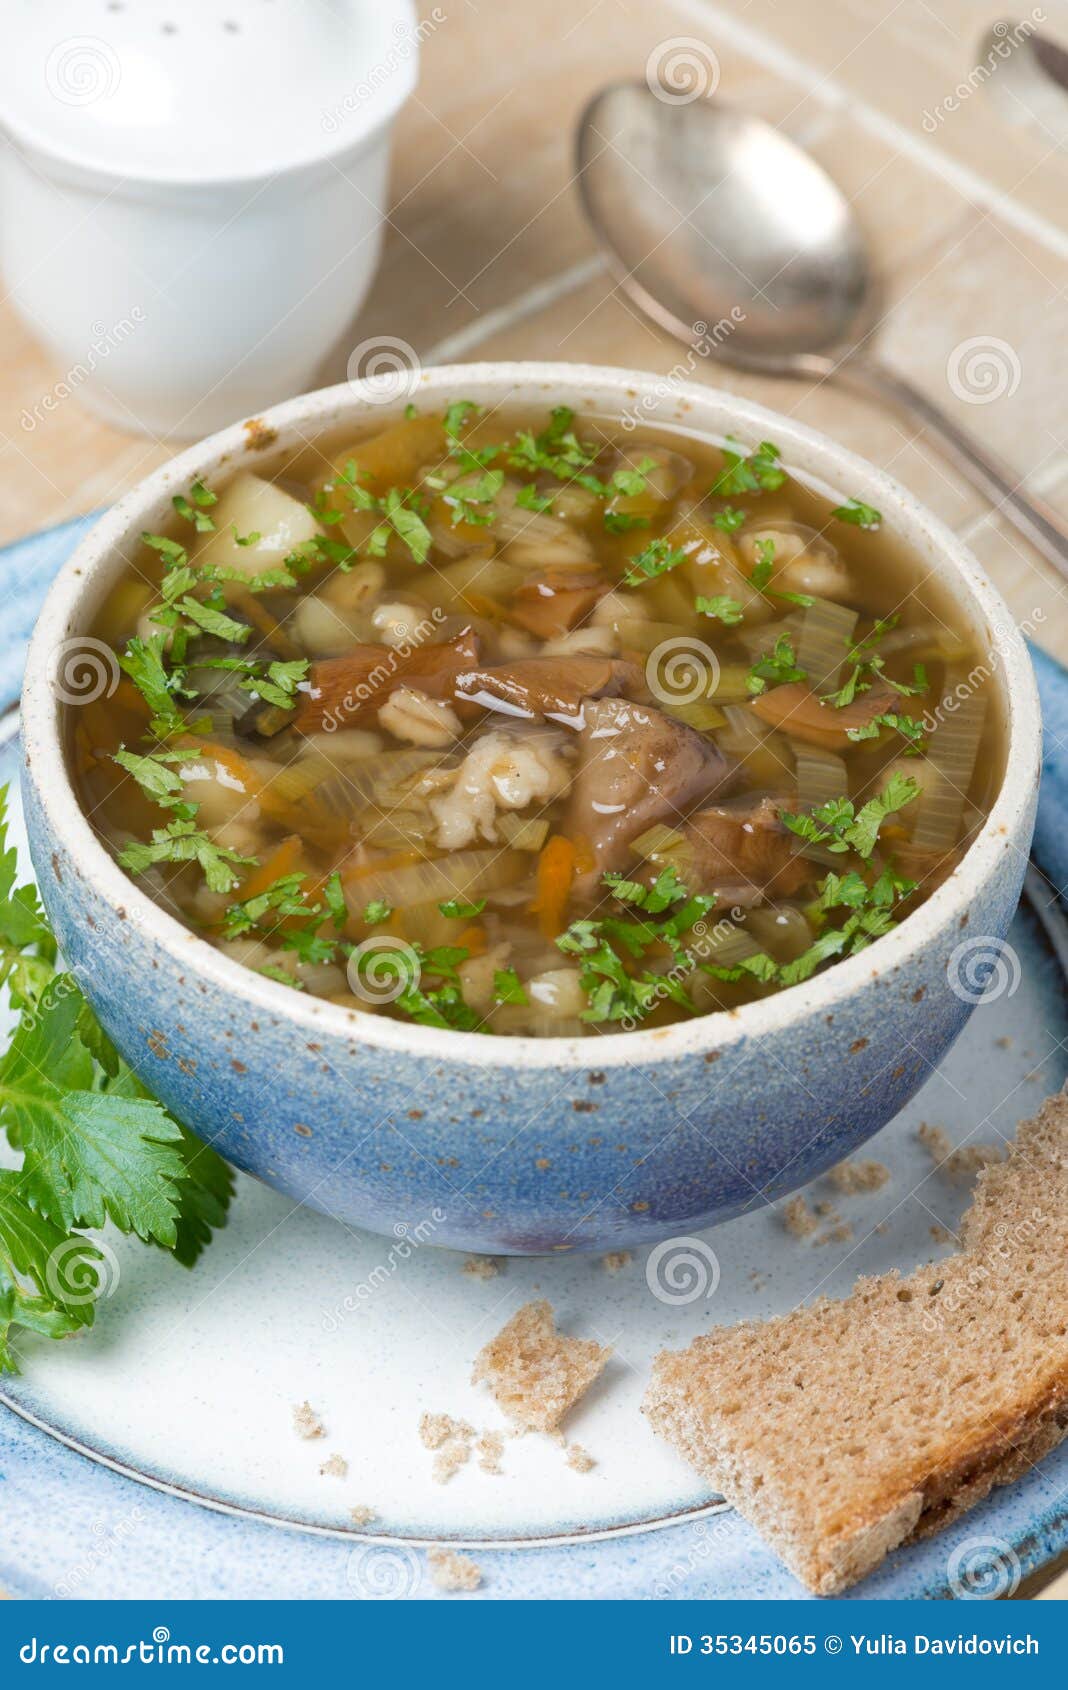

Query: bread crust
left=643, top=1090, right=1068, bottom=1595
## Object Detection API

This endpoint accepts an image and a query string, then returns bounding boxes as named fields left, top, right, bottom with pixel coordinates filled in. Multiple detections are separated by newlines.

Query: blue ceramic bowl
left=20, top=364, right=1041, bottom=1253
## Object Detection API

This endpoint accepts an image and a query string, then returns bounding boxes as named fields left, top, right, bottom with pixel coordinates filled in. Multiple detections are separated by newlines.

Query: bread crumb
left=827, top=1158, right=889, bottom=1195
left=565, top=1442, right=596, bottom=1473
left=475, top=1430, right=505, bottom=1475
left=920, top=1123, right=1004, bottom=1180
left=462, top=1256, right=501, bottom=1281
left=945, top=1143, right=1004, bottom=1179
left=428, top=1547, right=482, bottom=1592
left=348, top=1505, right=376, bottom=1527
left=815, top=1220, right=854, bottom=1247
left=601, top=1251, right=632, bottom=1275
left=319, top=1452, right=348, bottom=1478
left=293, top=1401, right=324, bottom=1439
left=432, top=1439, right=471, bottom=1485
left=918, top=1121, right=953, bottom=1162
left=995, top=1035, right=1012, bottom=1049
left=781, top=1195, right=818, bottom=1238
left=419, top=1412, right=474, bottom=1451
left=929, top=1223, right=954, bottom=1244
left=472, top=1300, right=611, bottom=1434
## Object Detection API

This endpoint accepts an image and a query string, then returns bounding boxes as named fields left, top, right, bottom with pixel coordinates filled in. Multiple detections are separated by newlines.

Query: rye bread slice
left=643, top=1090, right=1068, bottom=1595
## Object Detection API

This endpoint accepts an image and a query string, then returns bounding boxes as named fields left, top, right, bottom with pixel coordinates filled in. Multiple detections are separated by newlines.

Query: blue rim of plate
left=1, top=515, right=1066, bottom=1600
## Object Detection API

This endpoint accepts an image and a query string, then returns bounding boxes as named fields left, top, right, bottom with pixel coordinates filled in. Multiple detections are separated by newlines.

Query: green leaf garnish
left=832, top=498, right=882, bottom=530
left=711, top=437, right=786, bottom=497
left=0, top=789, right=232, bottom=1370
left=746, top=632, right=807, bottom=695
left=696, top=594, right=745, bottom=626
left=622, top=538, right=687, bottom=587
left=438, top=898, right=486, bottom=919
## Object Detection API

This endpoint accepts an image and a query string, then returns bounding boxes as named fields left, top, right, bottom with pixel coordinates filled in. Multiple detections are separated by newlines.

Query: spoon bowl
left=577, top=84, right=874, bottom=370
left=577, top=80, right=1068, bottom=580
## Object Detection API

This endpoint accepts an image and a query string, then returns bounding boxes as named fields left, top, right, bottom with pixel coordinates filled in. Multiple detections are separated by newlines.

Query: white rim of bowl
left=20, top=362, right=1041, bottom=1071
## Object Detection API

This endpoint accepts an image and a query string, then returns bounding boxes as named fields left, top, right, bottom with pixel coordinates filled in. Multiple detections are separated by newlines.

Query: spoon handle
left=840, top=358, right=1068, bottom=586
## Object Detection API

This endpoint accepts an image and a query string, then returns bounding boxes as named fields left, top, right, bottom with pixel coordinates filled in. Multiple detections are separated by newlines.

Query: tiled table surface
left=0, top=0, right=1066, bottom=1597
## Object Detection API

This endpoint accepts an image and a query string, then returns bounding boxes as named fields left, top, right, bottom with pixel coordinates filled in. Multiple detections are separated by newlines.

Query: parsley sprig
left=781, top=772, right=920, bottom=859
left=0, top=791, right=233, bottom=1373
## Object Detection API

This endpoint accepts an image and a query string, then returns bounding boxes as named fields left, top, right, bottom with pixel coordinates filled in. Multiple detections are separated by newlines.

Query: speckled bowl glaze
left=20, top=363, right=1041, bottom=1254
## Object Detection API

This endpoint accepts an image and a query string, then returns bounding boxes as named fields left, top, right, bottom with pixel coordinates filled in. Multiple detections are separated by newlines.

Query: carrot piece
left=457, top=924, right=487, bottom=956
left=571, top=833, right=597, bottom=877
left=200, top=740, right=262, bottom=793
left=532, top=834, right=576, bottom=939
left=237, top=835, right=304, bottom=901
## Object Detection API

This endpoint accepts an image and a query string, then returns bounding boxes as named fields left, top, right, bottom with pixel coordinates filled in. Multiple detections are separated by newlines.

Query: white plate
left=3, top=725, right=1065, bottom=1549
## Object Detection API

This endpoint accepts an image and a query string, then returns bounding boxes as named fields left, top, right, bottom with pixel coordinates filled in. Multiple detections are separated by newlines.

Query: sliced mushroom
left=293, top=630, right=480, bottom=734
left=682, top=796, right=814, bottom=903
left=453, top=656, right=640, bottom=727
left=568, top=697, right=740, bottom=878
left=750, top=681, right=898, bottom=749
left=509, top=569, right=606, bottom=641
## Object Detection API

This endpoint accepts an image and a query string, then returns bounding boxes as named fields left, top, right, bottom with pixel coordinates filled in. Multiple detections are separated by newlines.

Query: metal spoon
left=577, top=82, right=1068, bottom=582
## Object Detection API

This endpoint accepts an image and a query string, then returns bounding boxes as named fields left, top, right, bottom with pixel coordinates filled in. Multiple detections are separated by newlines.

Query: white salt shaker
left=0, top=0, right=419, bottom=437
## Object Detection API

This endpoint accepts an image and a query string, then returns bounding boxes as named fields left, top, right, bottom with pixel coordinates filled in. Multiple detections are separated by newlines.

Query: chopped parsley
left=845, top=711, right=927, bottom=749
left=746, top=632, right=807, bottom=695
left=438, top=897, right=486, bottom=919
left=747, top=538, right=814, bottom=609
left=696, top=594, right=745, bottom=626
left=493, top=967, right=527, bottom=1006
left=172, top=480, right=217, bottom=532
left=711, top=505, right=747, bottom=534
left=622, top=537, right=687, bottom=587
left=515, top=483, right=554, bottom=514
left=118, top=820, right=256, bottom=895
left=711, top=437, right=786, bottom=497
left=555, top=866, right=717, bottom=1025
left=781, top=772, right=921, bottom=860
left=832, top=497, right=882, bottom=530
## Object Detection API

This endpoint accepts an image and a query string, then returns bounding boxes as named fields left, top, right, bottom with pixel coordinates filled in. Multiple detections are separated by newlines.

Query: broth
left=71, top=401, right=1000, bottom=1036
